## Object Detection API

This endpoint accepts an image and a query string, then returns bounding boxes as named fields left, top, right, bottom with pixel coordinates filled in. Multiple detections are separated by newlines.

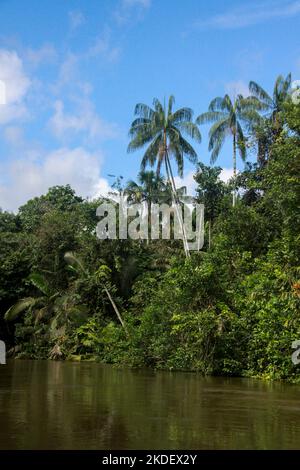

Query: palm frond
left=175, top=121, right=201, bottom=143
left=208, top=118, right=230, bottom=146
left=285, top=72, right=292, bottom=86
left=208, top=97, right=225, bottom=112
left=210, top=132, right=226, bottom=164
left=170, top=107, right=193, bottom=124
left=275, top=73, right=292, bottom=104
left=124, top=180, right=141, bottom=199
left=210, top=95, right=233, bottom=112
left=64, top=252, right=86, bottom=274
left=178, top=135, right=198, bottom=164
left=128, top=118, right=152, bottom=136
left=35, top=306, right=49, bottom=325
left=208, top=118, right=229, bottom=163
left=249, top=81, right=272, bottom=107
left=65, top=305, right=89, bottom=324
left=237, top=122, right=246, bottom=161
left=29, top=273, right=51, bottom=296
left=156, top=154, right=165, bottom=176
left=274, top=75, right=285, bottom=102
left=168, top=95, right=175, bottom=116
left=239, top=109, right=262, bottom=131
left=169, top=142, right=184, bottom=177
left=238, top=95, right=266, bottom=111
left=152, top=98, right=164, bottom=115
left=4, top=298, right=36, bottom=321
left=140, top=133, right=163, bottom=171
left=127, top=130, right=157, bottom=153
left=134, top=103, right=154, bottom=119
left=196, top=111, right=227, bottom=125
left=128, top=120, right=155, bottom=138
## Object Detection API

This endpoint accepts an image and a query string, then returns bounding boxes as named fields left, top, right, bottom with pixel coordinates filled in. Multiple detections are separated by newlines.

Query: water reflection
left=0, top=360, right=300, bottom=449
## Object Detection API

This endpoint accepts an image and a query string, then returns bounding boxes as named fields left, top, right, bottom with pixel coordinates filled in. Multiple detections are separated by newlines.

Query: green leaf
left=29, top=273, right=51, bottom=296
left=4, top=298, right=36, bottom=321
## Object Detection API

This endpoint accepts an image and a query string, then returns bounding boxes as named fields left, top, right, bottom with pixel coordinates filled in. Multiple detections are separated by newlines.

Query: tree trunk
left=208, top=219, right=212, bottom=250
left=165, top=150, right=190, bottom=258
left=104, top=287, right=129, bottom=336
left=233, top=132, right=237, bottom=207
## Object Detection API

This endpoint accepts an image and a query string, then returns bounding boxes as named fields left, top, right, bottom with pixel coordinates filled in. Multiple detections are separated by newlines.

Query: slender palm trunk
left=208, top=219, right=212, bottom=250
left=147, top=199, right=151, bottom=245
left=104, top=286, right=129, bottom=336
left=162, top=132, right=190, bottom=257
left=165, top=154, right=190, bottom=257
left=233, top=132, right=237, bottom=207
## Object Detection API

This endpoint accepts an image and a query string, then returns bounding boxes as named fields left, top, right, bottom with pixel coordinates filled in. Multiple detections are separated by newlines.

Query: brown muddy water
left=0, top=360, right=299, bottom=449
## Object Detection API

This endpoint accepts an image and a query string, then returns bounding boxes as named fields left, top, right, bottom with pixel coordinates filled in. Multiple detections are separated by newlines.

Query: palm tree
left=127, top=96, right=201, bottom=256
left=249, top=73, right=291, bottom=122
left=4, top=272, right=86, bottom=359
left=249, top=73, right=291, bottom=164
left=125, top=170, right=188, bottom=244
left=64, top=252, right=129, bottom=336
left=196, top=94, right=261, bottom=206
left=125, top=170, right=167, bottom=204
left=4, top=273, right=60, bottom=323
left=125, top=170, right=187, bottom=205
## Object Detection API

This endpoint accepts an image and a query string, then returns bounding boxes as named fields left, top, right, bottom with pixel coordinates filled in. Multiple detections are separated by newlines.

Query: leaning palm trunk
left=64, top=252, right=129, bottom=337
left=208, top=219, right=212, bottom=249
left=104, top=286, right=129, bottom=337
left=233, top=132, right=237, bottom=207
left=165, top=152, right=190, bottom=257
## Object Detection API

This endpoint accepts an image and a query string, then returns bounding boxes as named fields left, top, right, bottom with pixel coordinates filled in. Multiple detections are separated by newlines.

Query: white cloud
left=192, top=0, right=300, bottom=30
left=69, top=10, right=86, bottom=30
left=234, top=48, right=265, bottom=78
left=173, top=168, right=234, bottom=196
left=92, top=178, right=113, bottom=199
left=0, top=49, right=31, bottom=124
left=0, top=80, right=6, bottom=105
left=3, top=126, right=43, bottom=161
left=3, top=126, right=24, bottom=145
left=53, top=36, right=120, bottom=96
left=26, top=44, right=57, bottom=67
left=88, top=29, right=121, bottom=62
left=123, top=0, right=151, bottom=7
left=225, top=80, right=250, bottom=98
left=58, top=53, right=79, bottom=87
left=114, top=0, right=151, bottom=24
left=0, top=147, right=111, bottom=212
left=220, top=168, right=234, bottom=182
left=174, top=171, right=197, bottom=196
left=54, top=43, right=119, bottom=96
left=49, top=98, right=119, bottom=141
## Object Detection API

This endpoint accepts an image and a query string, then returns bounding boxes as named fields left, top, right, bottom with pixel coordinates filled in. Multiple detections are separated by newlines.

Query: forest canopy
left=0, top=77, right=299, bottom=382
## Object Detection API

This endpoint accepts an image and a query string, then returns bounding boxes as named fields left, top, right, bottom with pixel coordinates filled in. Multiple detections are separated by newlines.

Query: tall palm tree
left=127, top=96, right=201, bottom=256
left=125, top=170, right=167, bottom=204
left=196, top=94, right=261, bottom=206
left=249, top=73, right=291, bottom=122
left=249, top=73, right=291, bottom=164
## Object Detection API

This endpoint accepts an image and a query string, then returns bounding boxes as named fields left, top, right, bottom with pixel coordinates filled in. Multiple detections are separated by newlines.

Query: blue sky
left=0, top=0, right=299, bottom=211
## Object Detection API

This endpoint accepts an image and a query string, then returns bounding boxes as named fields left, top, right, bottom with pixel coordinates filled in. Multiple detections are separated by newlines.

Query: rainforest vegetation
left=1, top=74, right=299, bottom=382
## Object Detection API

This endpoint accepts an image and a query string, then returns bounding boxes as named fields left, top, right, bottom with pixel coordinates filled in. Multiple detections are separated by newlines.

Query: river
left=0, top=360, right=299, bottom=449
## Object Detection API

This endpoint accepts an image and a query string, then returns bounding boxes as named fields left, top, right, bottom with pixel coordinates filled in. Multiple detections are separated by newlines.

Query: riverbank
left=6, top=353, right=300, bottom=384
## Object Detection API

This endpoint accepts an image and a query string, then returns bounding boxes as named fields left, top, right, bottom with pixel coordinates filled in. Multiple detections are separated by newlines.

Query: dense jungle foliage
left=0, top=76, right=299, bottom=382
